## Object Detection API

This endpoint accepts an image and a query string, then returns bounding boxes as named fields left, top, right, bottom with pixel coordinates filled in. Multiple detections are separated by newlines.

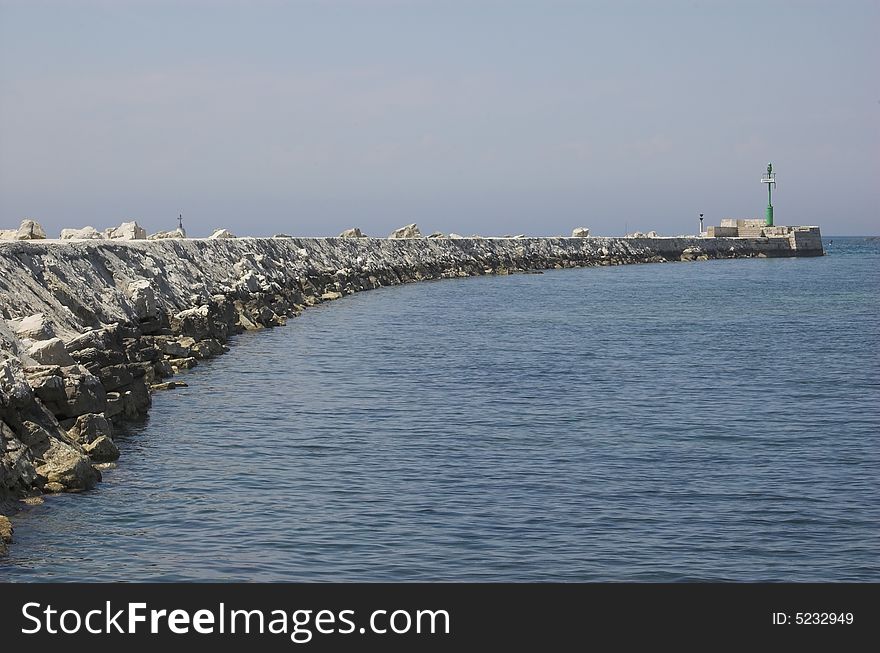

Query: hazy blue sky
left=1, top=0, right=877, bottom=237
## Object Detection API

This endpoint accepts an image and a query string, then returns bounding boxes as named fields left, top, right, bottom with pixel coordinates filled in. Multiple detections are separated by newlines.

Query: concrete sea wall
left=0, top=233, right=822, bottom=552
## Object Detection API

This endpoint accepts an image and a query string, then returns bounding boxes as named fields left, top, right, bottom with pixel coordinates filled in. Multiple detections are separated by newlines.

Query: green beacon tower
left=761, top=162, right=776, bottom=226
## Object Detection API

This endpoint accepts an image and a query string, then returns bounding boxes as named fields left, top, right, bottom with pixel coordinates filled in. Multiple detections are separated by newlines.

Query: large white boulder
left=127, top=280, right=158, bottom=320
left=389, top=223, right=421, bottom=239
left=680, top=246, right=707, bottom=261
left=60, top=226, right=103, bottom=240
left=35, top=439, right=101, bottom=490
left=148, top=228, right=186, bottom=240
left=209, top=228, right=236, bottom=239
left=26, top=338, right=75, bottom=366
left=339, top=228, right=365, bottom=238
left=82, top=435, right=120, bottom=462
left=7, top=314, right=54, bottom=340
left=572, top=227, right=590, bottom=238
left=104, top=221, right=146, bottom=240
left=16, top=219, right=46, bottom=240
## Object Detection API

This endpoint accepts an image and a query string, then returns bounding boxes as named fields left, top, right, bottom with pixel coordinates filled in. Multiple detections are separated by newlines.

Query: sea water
left=2, top=237, right=878, bottom=581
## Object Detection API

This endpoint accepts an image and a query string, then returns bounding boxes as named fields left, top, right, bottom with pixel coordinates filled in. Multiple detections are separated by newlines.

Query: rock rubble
left=388, top=223, right=421, bottom=239
left=0, top=232, right=822, bottom=551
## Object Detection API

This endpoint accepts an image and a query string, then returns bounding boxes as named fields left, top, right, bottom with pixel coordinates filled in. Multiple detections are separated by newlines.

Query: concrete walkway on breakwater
left=0, top=233, right=823, bottom=552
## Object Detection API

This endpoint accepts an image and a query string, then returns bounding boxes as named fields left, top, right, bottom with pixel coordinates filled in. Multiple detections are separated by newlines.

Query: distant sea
left=2, top=237, right=878, bottom=581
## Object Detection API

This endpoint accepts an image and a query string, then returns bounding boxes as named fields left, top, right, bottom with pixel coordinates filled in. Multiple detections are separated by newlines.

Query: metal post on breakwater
left=761, top=162, right=776, bottom=226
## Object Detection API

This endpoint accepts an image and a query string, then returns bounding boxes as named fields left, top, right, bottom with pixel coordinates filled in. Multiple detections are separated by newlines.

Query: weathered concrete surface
left=0, top=233, right=822, bottom=547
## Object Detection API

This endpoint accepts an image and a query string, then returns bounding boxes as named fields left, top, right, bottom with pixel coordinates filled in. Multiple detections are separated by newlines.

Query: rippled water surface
left=3, top=237, right=879, bottom=581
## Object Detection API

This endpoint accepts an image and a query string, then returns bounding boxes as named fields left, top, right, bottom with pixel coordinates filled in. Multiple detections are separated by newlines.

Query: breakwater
left=0, top=233, right=822, bottom=552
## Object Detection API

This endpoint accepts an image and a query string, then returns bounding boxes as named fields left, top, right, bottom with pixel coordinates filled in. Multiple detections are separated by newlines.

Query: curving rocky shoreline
left=0, top=233, right=822, bottom=554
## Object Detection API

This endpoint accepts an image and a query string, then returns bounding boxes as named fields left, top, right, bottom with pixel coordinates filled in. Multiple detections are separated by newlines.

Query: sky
left=0, top=0, right=877, bottom=238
